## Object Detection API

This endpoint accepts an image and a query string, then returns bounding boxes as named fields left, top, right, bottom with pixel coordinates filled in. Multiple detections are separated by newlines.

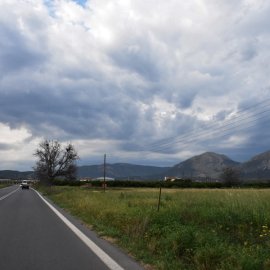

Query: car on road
left=21, top=180, right=30, bottom=189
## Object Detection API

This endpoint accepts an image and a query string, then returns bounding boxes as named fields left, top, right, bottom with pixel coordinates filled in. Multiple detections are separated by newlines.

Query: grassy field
left=0, top=183, right=11, bottom=189
left=39, top=186, right=270, bottom=270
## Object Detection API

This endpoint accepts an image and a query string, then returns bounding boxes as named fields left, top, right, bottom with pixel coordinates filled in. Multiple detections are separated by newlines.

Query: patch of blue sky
left=43, top=0, right=56, bottom=17
left=72, top=0, right=87, bottom=7
left=43, top=0, right=87, bottom=11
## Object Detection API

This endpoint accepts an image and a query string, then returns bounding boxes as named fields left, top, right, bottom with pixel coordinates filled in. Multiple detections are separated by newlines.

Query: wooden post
left=157, top=181, right=162, bottom=212
left=103, top=154, right=106, bottom=192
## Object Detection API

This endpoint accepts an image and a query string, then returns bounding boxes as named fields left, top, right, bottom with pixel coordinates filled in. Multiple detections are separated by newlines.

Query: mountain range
left=0, top=170, right=34, bottom=180
left=79, top=163, right=170, bottom=179
left=162, top=152, right=240, bottom=179
left=1, top=150, right=270, bottom=181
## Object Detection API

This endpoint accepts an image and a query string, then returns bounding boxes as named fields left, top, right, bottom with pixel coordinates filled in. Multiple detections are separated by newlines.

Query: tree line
left=33, top=139, right=268, bottom=188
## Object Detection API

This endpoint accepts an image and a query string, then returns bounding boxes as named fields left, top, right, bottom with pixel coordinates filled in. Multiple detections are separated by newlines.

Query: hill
left=0, top=170, right=34, bottom=180
left=2, top=150, right=270, bottom=181
left=78, top=163, right=170, bottom=180
left=241, top=150, right=270, bottom=180
left=161, top=152, right=240, bottom=180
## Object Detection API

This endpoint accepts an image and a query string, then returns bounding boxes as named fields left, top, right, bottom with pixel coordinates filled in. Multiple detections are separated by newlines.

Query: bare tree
left=33, top=139, right=79, bottom=184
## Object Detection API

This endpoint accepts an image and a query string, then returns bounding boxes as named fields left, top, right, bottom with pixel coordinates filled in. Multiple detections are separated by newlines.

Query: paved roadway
left=0, top=185, right=144, bottom=270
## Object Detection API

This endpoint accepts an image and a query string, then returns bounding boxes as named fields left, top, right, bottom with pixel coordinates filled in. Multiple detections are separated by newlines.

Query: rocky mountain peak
left=241, top=150, right=270, bottom=178
left=249, top=150, right=270, bottom=162
left=168, top=152, right=239, bottom=179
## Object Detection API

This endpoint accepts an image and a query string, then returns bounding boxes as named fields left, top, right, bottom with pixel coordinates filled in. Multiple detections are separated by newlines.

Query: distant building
left=94, top=177, right=115, bottom=181
left=164, top=176, right=183, bottom=182
left=79, top=177, right=92, bottom=182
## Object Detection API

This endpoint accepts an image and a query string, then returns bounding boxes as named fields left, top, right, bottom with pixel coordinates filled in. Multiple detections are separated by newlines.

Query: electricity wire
left=139, top=98, right=270, bottom=154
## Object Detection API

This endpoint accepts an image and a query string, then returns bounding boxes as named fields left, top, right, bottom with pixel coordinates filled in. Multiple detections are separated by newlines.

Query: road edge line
left=0, top=187, right=19, bottom=201
left=34, top=189, right=125, bottom=270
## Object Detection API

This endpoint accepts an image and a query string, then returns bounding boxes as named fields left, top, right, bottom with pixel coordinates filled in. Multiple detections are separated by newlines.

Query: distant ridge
left=241, top=150, right=270, bottom=180
left=0, top=170, right=34, bottom=180
left=78, top=163, right=170, bottom=179
left=160, top=152, right=240, bottom=179
left=2, top=150, right=270, bottom=181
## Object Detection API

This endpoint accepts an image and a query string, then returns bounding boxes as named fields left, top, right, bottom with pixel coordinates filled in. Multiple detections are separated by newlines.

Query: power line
left=141, top=98, right=270, bottom=149
left=140, top=97, right=270, bottom=150
left=139, top=100, right=270, bottom=154
left=156, top=116, right=270, bottom=154
left=146, top=107, right=270, bottom=153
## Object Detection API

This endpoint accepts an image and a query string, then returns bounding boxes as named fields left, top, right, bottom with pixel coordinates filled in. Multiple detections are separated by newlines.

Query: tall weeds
left=43, top=187, right=270, bottom=270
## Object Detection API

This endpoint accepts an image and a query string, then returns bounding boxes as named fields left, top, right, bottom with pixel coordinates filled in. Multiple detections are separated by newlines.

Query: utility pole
left=157, top=180, right=162, bottom=212
left=103, top=154, right=106, bottom=192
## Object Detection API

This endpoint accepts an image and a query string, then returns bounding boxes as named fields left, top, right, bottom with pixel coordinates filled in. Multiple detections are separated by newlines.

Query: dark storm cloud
left=0, top=0, right=270, bottom=170
left=109, top=44, right=162, bottom=82
left=0, top=24, right=45, bottom=74
left=0, top=85, right=141, bottom=141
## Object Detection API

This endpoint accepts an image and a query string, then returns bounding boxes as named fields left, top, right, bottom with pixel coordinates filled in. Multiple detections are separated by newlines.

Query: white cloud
left=0, top=123, right=31, bottom=144
left=0, top=123, right=39, bottom=170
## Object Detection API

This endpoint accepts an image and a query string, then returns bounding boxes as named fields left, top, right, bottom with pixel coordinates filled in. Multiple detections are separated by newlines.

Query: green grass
left=39, top=186, right=270, bottom=270
left=0, top=183, right=11, bottom=189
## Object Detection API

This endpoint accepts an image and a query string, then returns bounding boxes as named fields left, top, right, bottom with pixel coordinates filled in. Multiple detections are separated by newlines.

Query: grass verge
left=38, top=186, right=270, bottom=270
left=0, top=183, right=12, bottom=189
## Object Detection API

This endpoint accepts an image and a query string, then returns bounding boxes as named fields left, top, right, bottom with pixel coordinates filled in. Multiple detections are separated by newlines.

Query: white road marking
left=34, top=190, right=125, bottom=270
left=0, top=187, right=19, bottom=201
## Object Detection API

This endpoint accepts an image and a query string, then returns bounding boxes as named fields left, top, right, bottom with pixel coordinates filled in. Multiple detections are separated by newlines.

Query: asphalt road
left=0, top=185, right=144, bottom=270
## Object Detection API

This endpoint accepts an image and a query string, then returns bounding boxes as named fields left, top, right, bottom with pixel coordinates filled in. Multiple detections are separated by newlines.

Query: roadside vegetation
left=38, top=186, right=270, bottom=270
left=0, top=183, right=12, bottom=189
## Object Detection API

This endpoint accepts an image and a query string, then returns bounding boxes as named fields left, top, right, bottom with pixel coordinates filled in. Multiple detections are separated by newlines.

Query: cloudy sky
left=0, top=0, right=270, bottom=170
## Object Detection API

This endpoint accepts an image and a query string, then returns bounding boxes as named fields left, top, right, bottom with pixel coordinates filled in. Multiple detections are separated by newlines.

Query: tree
left=220, top=167, right=241, bottom=187
left=34, top=139, right=79, bottom=184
